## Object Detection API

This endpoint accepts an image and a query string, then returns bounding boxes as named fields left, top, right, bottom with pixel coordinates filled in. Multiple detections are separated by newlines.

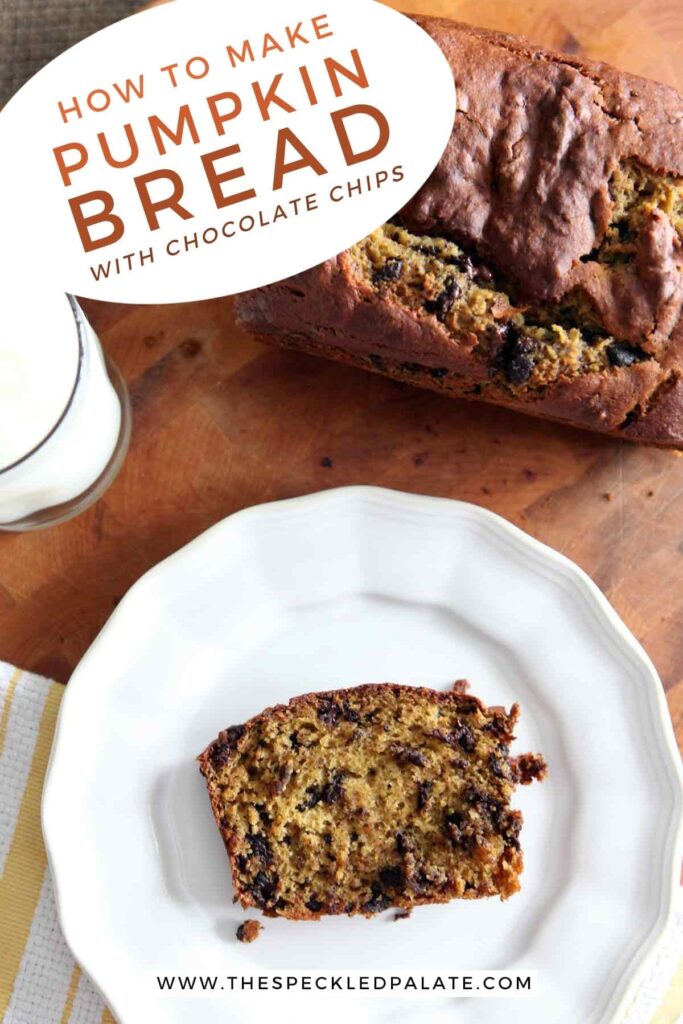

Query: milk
left=0, top=293, right=123, bottom=525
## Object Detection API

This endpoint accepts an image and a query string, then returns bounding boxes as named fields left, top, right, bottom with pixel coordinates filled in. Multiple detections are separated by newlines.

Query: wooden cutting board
left=1, top=0, right=682, bottom=760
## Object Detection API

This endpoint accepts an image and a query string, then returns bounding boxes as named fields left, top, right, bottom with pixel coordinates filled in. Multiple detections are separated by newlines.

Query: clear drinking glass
left=0, top=297, right=131, bottom=531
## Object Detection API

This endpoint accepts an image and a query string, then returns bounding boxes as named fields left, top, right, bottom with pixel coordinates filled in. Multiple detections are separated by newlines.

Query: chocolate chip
left=488, top=754, right=508, bottom=779
left=391, top=743, right=427, bottom=767
left=297, top=772, right=344, bottom=811
left=506, top=337, right=536, bottom=384
left=210, top=725, right=244, bottom=768
left=465, top=784, right=489, bottom=808
left=363, top=887, right=390, bottom=914
left=255, top=804, right=272, bottom=826
left=417, top=780, right=433, bottom=810
left=443, top=252, right=474, bottom=278
left=373, top=258, right=403, bottom=285
left=429, top=723, right=475, bottom=753
left=247, top=833, right=271, bottom=862
left=410, top=869, right=435, bottom=895
left=465, top=786, right=502, bottom=829
left=430, top=367, right=448, bottom=379
left=491, top=326, right=537, bottom=385
left=297, top=786, right=322, bottom=811
left=607, top=343, right=644, bottom=368
left=317, top=699, right=340, bottom=727
left=395, top=831, right=408, bottom=854
left=498, top=808, right=523, bottom=849
left=417, top=244, right=440, bottom=258
left=444, top=810, right=468, bottom=847
left=249, top=871, right=278, bottom=907
left=401, top=361, right=424, bottom=374
left=379, top=865, right=404, bottom=889
left=455, top=724, right=476, bottom=753
left=342, top=703, right=361, bottom=723
left=321, top=773, right=345, bottom=805
left=425, top=276, right=462, bottom=322
left=369, top=353, right=385, bottom=370
left=225, top=724, right=245, bottom=745
left=306, top=897, right=324, bottom=912
left=458, top=255, right=475, bottom=278
left=474, top=263, right=494, bottom=284
left=322, top=832, right=332, bottom=846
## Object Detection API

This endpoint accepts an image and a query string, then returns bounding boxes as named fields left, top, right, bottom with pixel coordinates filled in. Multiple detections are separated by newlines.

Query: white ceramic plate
left=43, top=487, right=683, bottom=1024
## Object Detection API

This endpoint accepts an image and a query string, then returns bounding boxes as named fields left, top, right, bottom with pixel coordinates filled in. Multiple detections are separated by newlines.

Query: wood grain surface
left=1, top=0, right=683, bottom=760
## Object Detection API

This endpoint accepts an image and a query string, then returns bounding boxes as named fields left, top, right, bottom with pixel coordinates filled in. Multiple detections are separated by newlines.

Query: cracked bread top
left=236, top=16, right=683, bottom=446
left=404, top=17, right=683, bottom=349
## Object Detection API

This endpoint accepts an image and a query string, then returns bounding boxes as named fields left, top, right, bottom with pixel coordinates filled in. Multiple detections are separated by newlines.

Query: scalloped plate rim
left=42, top=485, right=683, bottom=1024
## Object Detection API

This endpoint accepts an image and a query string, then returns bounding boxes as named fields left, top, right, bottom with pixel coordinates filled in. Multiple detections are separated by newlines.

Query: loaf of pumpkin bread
left=236, top=16, right=683, bottom=447
left=198, top=683, right=546, bottom=920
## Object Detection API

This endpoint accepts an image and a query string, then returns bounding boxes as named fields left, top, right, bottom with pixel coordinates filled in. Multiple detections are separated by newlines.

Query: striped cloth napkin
left=0, top=664, right=681, bottom=1024
left=0, top=665, right=115, bottom=1024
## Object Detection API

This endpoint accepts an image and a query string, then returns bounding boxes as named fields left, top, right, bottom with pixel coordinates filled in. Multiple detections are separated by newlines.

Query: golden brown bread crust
left=235, top=16, right=683, bottom=447
left=198, top=682, right=546, bottom=921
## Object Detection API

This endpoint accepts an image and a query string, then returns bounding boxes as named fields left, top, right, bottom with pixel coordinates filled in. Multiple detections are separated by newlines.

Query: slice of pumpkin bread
left=198, top=683, right=546, bottom=920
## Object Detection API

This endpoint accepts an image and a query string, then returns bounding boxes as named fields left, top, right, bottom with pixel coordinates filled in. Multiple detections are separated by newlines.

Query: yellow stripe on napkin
left=0, top=681, right=61, bottom=1019
left=60, top=964, right=83, bottom=1024
left=0, top=667, right=22, bottom=754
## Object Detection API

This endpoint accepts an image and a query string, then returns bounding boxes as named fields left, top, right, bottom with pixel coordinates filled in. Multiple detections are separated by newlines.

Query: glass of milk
left=0, top=293, right=131, bottom=530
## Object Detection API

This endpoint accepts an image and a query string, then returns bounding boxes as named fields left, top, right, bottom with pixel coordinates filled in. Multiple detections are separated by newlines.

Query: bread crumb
left=393, top=909, right=412, bottom=922
left=511, top=752, right=548, bottom=785
left=236, top=920, right=262, bottom=943
left=602, top=492, right=614, bottom=501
